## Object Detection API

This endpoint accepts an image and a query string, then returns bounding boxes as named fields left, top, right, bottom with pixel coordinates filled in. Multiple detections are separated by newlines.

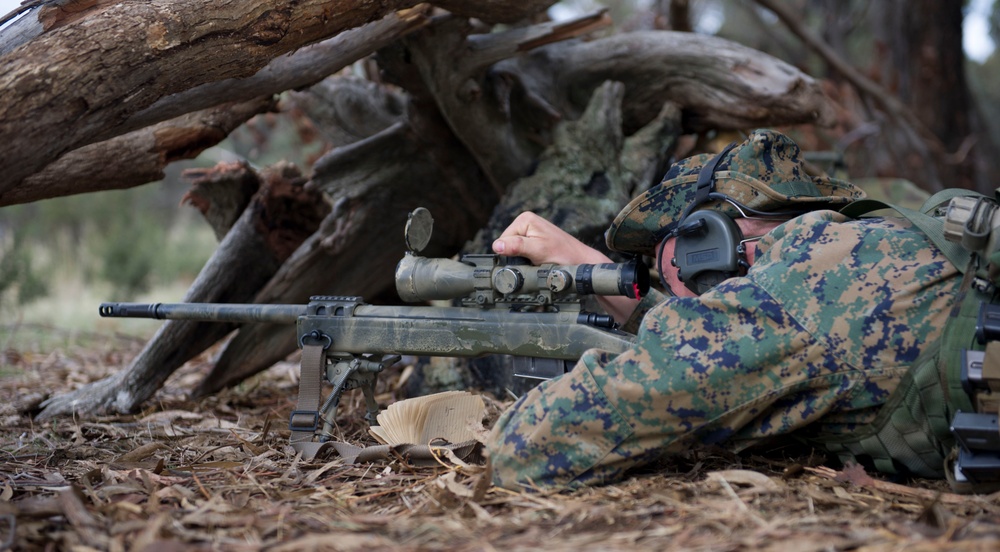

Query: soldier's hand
left=495, top=212, right=641, bottom=323
left=493, top=212, right=611, bottom=266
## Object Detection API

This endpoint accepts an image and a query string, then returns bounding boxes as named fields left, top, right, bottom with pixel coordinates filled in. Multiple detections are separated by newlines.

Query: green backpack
left=806, top=188, right=1000, bottom=490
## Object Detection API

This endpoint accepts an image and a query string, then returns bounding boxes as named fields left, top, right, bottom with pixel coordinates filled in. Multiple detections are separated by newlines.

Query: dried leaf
left=8, top=332, right=1000, bottom=550
left=834, top=462, right=877, bottom=487
left=706, top=469, right=782, bottom=493
left=436, top=471, right=475, bottom=498
left=115, top=442, right=169, bottom=463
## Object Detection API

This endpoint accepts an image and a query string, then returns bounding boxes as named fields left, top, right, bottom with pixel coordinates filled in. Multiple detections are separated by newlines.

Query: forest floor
left=2, top=329, right=1000, bottom=551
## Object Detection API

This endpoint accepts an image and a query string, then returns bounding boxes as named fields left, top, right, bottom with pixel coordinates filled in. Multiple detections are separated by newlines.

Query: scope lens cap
left=404, top=207, right=434, bottom=254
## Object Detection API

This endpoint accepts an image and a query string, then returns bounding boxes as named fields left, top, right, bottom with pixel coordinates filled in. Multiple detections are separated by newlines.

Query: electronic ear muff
left=670, top=209, right=748, bottom=295
left=656, top=142, right=749, bottom=296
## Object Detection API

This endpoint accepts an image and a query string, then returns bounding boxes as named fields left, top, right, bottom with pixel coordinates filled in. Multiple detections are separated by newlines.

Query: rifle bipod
left=320, top=353, right=401, bottom=430
left=288, top=331, right=400, bottom=446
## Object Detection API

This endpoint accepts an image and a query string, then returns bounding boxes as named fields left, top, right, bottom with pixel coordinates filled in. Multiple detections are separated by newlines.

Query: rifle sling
left=289, top=343, right=326, bottom=451
left=292, top=439, right=481, bottom=465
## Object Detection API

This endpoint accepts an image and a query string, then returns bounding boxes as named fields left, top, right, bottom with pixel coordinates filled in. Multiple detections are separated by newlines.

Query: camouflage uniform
left=486, top=130, right=963, bottom=490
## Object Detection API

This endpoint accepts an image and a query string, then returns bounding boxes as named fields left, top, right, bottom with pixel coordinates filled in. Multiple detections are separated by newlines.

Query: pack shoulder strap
left=838, top=189, right=985, bottom=273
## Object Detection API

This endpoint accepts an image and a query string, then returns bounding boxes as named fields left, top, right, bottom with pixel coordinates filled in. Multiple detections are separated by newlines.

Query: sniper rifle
left=99, top=208, right=649, bottom=450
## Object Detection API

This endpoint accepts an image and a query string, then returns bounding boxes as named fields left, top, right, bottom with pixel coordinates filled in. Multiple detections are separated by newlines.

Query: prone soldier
left=486, top=128, right=999, bottom=491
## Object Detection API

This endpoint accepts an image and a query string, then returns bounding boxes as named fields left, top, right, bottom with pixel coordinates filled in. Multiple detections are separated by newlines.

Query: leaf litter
left=2, top=334, right=1000, bottom=551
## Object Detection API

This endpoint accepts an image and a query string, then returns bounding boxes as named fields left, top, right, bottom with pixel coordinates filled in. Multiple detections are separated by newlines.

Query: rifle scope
left=395, top=253, right=649, bottom=304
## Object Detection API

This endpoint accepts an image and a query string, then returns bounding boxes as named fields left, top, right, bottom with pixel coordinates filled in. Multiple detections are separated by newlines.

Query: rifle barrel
left=98, top=302, right=305, bottom=324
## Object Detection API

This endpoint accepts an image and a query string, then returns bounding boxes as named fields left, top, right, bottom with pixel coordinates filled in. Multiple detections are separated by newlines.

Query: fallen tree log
left=116, top=10, right=429, bottom=146
left=4, top=97, right=276, bottom=206
left=501, top=30, right=837, bottom=134
left=0, top=0, right=557, bottom=201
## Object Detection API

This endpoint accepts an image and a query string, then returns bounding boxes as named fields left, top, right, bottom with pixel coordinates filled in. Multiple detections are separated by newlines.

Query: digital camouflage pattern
left=488, top=210, right=962, bottom=490
left=605, top=129, right=865, bottom=257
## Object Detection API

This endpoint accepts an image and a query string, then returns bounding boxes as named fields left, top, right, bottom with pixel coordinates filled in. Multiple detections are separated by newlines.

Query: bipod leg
left=361, top=383, right=379, bottom=425
left=357, top=354, right=401, bottom=425
left=315, top=353, right=403, bottom=431
left=317, top=356, right=357, bottom=438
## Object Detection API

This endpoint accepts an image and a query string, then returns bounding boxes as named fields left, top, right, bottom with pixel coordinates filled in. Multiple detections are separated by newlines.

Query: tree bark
left=0, top=0, right=556, bottom=199
left=503, top=30, right=836, bottom=136
left=115, top=10, right=429, bottom=146
left=180, top=162, right=266, bottom=241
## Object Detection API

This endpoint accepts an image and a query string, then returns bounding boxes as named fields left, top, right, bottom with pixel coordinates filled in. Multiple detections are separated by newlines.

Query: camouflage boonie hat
left=606, top=129, right=866, bottom=256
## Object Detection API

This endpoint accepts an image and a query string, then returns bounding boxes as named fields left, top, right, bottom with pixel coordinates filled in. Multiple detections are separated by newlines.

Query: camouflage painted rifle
left=99, top=209, right=648, bottom=448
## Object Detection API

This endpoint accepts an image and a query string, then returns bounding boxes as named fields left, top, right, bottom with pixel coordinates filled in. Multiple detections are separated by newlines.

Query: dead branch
left=2, top=97, right=275, bottom=206
left=804, top=465, right=969, bottom=505
left=0, top=0, right=557, bottom=199
left=505, top=29, right=837, bottom=135
left=119, top=9, right=429, bottom=141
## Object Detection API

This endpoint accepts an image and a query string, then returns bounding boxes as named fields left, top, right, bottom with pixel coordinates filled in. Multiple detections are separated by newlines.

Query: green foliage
left=94, top=213, right=163, bottom=298
left=0, top=232, right=49, bottom=307
left=0, top=177, right=217, bottom=320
